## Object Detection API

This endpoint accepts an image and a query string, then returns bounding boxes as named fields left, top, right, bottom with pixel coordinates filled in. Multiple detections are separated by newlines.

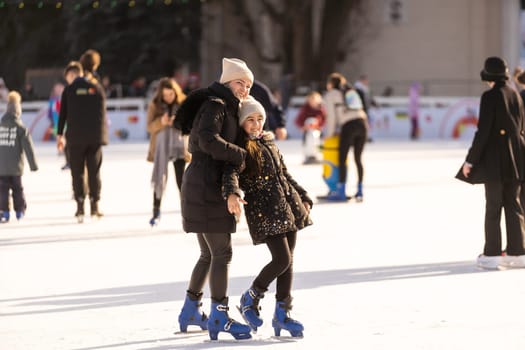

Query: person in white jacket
left=322, top=72, right=368, bottom=201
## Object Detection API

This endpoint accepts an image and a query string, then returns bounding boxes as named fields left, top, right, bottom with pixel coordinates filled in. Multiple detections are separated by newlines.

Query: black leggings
left=338, top=119, right=367, bottom=184
left=187, top=233, right=232, bottom=303
left=68, top=144, right=103, bottom=201
left=253, top=231, right=297, bottom=301
left=153, top=159, right=186, bottom=210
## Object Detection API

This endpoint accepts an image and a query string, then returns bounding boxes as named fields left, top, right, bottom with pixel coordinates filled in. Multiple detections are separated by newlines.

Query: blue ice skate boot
left=178, top=292, right=208, bottom=332
left=325, top=182, right=348, bottom=201
left=149, top=209, right=160, bottom=227
left=272, top=297, right=304, bottom=338
left=0, top=211, right=9, bottom=223
left=207, top=298, right=251, bottom=340
left=355, top=182, right=363, bottom=202
left=239, top=287, right=264, bottom=332
left=15, top=211, right=24, bottom=220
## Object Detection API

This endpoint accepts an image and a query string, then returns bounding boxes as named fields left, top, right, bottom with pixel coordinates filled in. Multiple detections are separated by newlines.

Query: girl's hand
left=303, top=201, right=311, bottom=214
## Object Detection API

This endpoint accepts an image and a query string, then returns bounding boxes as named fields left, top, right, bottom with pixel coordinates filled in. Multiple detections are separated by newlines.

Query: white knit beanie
left=239, top=96, right=266, bottom=126
left=219, top=58, right=254, bottom=85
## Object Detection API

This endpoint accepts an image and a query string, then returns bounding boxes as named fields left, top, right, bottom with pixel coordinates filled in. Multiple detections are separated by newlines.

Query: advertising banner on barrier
left=285, top=96, right=480, bottom=141
left=368, top=98, right=480, bottom=140
left=3, top=96, right=481, bottom=142
left=1, top=98, right=148, bottom=143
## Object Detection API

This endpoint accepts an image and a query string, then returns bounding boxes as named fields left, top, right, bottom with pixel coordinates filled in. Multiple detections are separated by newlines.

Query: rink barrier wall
left=285, top=95, right=480, bottom=140
left=0, top=96, right=480, bottom=142
left=0, top=98, right=147, bottom=143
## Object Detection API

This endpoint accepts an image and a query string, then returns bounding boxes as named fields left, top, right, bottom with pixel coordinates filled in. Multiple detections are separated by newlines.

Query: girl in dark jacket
left=222, top=96, right=313, bottom=337
left=177, top=58, right=253, bottom=341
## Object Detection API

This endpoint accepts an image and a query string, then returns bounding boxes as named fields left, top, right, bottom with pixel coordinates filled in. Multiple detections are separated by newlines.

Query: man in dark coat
left=177, top=58, right=253, bottom=340
left=459, top=56, right=525, bottom=269
left=57, top=51, right=108, bottom=222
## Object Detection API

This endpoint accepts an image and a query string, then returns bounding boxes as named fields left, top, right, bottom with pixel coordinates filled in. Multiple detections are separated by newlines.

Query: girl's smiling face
left=242, top=113, right=264, bottom=138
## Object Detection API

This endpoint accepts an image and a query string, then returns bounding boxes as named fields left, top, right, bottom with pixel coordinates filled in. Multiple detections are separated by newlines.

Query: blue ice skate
left=208, top=298, right=251, bottom=340
left=355, top=182, right=363, bottom=202
left=0, top=211, right=9, bottom=223
left=272, top=297, right=304, bottom=338
left=324, top=182, right=348, bottom=201
left=149, top=209, right=160, bottom=227
left=178, top=294, right=208, bottom=332
left=238, top=287, right=263, bottom=332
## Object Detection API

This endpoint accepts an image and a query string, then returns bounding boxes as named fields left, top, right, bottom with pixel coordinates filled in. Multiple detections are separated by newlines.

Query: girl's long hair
left=240, top=133, right=263, bottom=177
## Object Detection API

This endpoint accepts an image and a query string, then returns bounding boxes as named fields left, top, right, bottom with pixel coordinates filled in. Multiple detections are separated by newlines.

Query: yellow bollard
left=321, top=135, right=340, bottom=193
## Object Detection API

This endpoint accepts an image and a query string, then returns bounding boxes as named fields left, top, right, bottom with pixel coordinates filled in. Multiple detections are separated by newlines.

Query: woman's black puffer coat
left=181, top=82, right=246, bottom=234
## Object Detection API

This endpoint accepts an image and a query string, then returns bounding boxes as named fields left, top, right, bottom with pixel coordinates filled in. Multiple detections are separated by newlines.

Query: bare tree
left=233, top=0, right=364, bottom=88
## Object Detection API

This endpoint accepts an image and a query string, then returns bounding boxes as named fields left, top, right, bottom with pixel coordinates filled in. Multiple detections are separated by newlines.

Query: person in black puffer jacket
left=177, top=58, right=254, bottom=341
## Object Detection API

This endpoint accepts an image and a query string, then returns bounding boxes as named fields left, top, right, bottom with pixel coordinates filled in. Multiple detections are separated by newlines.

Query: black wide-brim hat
left=480, top=56, right=509, bottom=82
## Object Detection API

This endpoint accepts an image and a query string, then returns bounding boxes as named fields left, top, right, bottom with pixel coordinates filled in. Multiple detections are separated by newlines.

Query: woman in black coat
left=177, top=58, right=254, bottom=341
left=459, top=56, right=525, bottom=269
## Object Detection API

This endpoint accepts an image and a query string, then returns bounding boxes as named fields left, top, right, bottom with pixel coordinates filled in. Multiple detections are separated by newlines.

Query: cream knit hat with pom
left=219, top=58, right=254, bottom=85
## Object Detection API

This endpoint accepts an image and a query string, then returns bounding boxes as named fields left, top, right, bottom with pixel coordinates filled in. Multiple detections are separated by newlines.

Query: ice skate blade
left=271, top=334, right=304, bottom=340
left=476, top=264, right=503, bottom=271
left=316, top=195, right=351, bottom=202
left=173, top=329, right=208, bottom=335
left=205, top=333, right=252, bottom=342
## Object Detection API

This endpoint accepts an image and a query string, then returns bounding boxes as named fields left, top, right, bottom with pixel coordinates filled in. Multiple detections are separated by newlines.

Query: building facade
left=200, top=0, right=523, bottom=97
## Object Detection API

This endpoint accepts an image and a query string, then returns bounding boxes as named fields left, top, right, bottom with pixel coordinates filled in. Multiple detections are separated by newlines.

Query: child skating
left=223, top=96, right=313, bottom=337
left=0, top=91, right=38, bottom=222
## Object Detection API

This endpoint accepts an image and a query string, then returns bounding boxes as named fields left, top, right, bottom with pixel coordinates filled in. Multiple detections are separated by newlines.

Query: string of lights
left=0, top=0, right=199, bottom=10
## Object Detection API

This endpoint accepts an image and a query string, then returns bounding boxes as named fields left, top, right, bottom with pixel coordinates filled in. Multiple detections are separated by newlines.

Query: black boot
left=90, top=199, right=103, bottom=218
left=75, top=198, right=85, bottom=223
left=150, top=194, right=161, bottom=226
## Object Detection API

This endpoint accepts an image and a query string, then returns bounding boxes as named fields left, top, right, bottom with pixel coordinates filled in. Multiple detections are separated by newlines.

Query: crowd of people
left=4, top=52, right=525, bottom=341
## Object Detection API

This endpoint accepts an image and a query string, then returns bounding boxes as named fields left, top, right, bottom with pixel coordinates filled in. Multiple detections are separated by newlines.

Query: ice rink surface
left=1, top=139, right=525, bottom=350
